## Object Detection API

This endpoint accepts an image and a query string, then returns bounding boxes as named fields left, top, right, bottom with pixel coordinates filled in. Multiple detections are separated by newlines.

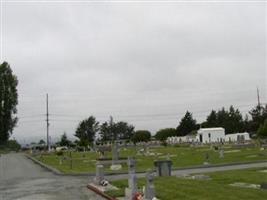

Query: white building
left=167, top=128, right=251, bottom=144
left=197, top=127, right=225, bottom=143
left=225, top=132, right=250, bottom=143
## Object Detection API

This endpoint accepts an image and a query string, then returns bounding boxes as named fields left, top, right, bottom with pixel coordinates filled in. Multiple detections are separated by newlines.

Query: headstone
left=109, top=142, right=121, bottom=170
left=144, top=144, right=147, bottom=154
left=110, top=164, right=122, bottom=170
left=97, top=145, right=112, bottom=160
left=192, top=174, right=211, bottom=180
left=69, top=151, right=73, bottom=169
left=144, top=170, right=155, bottom=200
left=138, top=148, right=145, bottom=156
left=125, top=157, right=138, bottom=199
left=205, top=152, right=209, bottom=161
left=110, top=141, right=122, bottom=170
left=219, top=149, right=224, bottom=159
left=260, top=182, right=267, bottom=190
left=166, top=153, right=170, bottom=160
left=154, top=160, right=172, bottom=176
left=94, top=164, right=104, bottom=185
left=59, top=157, right=62, bottom=165
left=112, top=142, right=119, bottom=164
left=203, top=152, right=210, bottom=165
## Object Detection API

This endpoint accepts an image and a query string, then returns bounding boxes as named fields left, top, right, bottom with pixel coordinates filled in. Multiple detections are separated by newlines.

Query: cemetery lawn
left=33, top=145, right=267, bottom=173
left=106, top=167, right=267, bottom=200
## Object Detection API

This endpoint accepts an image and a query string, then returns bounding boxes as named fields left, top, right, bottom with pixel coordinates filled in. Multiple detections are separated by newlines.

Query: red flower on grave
left=133, top=192, right=143, bottom=200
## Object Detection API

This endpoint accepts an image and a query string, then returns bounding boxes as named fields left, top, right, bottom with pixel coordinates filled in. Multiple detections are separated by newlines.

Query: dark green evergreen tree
left=59, top=132, right=72, bottom=147
left=0, top=62, right=18, bottom=145
left=75, top=116, right=99, bottom=146
left=176, top=111, right=197, bottom=136
left=205, top=110, right=218, bottom=127
left=226, top=106, right=244, bottom=134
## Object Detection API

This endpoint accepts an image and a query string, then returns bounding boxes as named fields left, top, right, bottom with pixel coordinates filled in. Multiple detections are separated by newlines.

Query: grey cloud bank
left=1, top=2, right=265, bottom=143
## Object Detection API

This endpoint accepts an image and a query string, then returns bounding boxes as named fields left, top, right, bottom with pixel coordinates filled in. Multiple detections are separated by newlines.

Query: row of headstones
left=98, top=142, right=162, bottom=161
left=101, top=142, right=155, bottom=168
left=112, top=142, right=225, bottom=165
left=100, top=142, right=153, bottom=160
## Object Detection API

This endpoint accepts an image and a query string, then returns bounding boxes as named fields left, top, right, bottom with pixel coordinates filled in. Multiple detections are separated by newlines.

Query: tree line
left=155, top=105, right=267, bottom=141
left=71, top=104, right=267, bottom=146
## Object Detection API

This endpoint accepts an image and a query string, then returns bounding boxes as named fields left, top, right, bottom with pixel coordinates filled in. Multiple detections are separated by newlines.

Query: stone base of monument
left=123, top=188, right=160, bottom=200
left=118, top=197, right=160, bottom=200
left=124, top=187, right=133, bottom=199
left=144, top=198, right=160, bottom=200
left=87, top=183, right=119, bottom=200
left=110, top=164, right=122, bottom=170
left=124, top=188, right=142, bottom=200
left=88, top=182, right=119, bottom=192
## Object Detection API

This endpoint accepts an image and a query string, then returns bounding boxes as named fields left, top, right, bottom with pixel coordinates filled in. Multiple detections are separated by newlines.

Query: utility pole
left=46, top=93, right=50, bottom=151
left=257, top=87, right=261, bottom=107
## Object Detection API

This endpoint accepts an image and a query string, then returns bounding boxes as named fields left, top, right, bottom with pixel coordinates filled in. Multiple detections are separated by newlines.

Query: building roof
left=198, top=127, right=225, bottom=131
left=225, top=132, right=249, bottom=136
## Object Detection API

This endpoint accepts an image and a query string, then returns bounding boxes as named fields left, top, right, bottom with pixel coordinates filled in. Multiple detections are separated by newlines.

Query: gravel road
left=0, top=153, right=105, bottom=200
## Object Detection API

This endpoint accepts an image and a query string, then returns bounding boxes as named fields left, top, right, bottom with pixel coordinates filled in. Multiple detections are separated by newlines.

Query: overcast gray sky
left=1, top=0, right=266, bottom=144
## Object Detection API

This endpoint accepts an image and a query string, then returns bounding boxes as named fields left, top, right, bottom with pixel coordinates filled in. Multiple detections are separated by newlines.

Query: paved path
left=106, top=161, right=267, bottom=181
left=0, top=153, right=105, bottom=200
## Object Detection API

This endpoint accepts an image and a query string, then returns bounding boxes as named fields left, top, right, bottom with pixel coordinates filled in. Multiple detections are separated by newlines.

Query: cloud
left=1, top=2, right=265, bottom=143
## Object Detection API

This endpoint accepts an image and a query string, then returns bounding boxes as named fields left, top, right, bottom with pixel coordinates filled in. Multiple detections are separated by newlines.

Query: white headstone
left=125, top=157, right=137, bottom=199
left=144, top=170, right=155, bottom=200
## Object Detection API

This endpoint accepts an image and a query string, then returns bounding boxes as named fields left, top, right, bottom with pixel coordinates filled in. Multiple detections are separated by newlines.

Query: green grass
left=33, top=145, right=267, bottom=173
left=35, top=151, right=98, bottom=173
left=0, top=149, right=8, bottom=154
left=106, top=168, right=267, bottom=200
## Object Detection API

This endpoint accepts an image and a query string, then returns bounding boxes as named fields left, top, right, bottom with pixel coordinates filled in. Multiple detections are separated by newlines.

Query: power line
left=16, top=102, right=264, bottom=125
left=18, top=120, right=45, bottom=123
left=47, top=103, right=256, bottom=119
left=18, top=114, right=45, bottom=119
